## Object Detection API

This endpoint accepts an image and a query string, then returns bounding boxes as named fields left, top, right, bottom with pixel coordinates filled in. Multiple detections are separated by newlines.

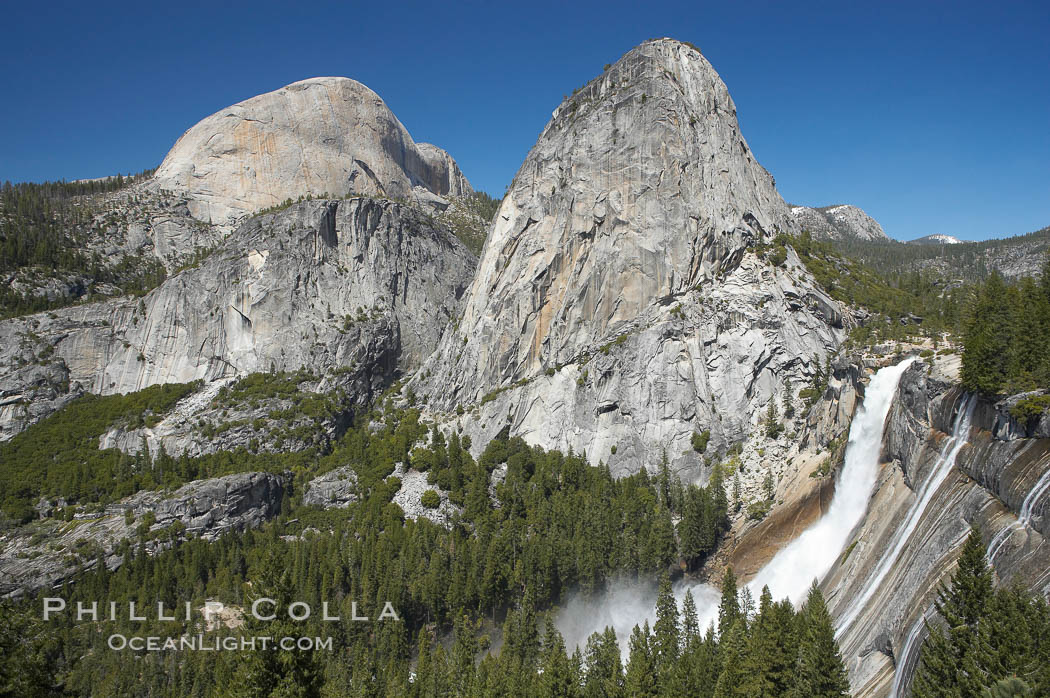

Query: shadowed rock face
left=414, top=38, right=845, bottom=479
left=152, top=77, right=472, bottom=228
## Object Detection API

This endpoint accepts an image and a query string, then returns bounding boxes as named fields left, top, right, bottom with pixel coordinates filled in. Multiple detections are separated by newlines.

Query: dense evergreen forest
left=787, top=232, right=970, bottom=347
left=959, top=264, right=1050, bottom=400
left=0, top=385, right=751, bottom=696
left=912, top=528, right=1050, bottom=697
left=824, top=225, right=1050, bottom=283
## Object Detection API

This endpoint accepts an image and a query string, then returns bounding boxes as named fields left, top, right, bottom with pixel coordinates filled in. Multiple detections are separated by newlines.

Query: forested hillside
left=0, top=170, right=165, bottom=318
left=0, top=387, right=758, bottom=696
left=823, top=225, right=1050, bottom=283
left=912, top=528, right=1050, bottom=696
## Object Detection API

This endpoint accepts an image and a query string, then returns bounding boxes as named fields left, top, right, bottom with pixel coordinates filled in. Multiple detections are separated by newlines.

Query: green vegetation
left=747, top=499, right=772, bottom=521
left=960, top=265, right=1050, bottom=397
left=0, top=171, right=165, bottom=318
left=692, top=429, right=711, bottom=454
left=0, top=398, right=739, bottom=696
left=790, top=231, right=969, bottom=347
left=439, top=191, right=503, bottom=254
left=799, top=356, right=831, bottom=405
left=0, top=382, right=200, bottom=522
left=420, top=489, right=440, bottom=509
left=913, top=527, right=1050, bottom=696
left=1010, top=395, right=1050, bottom=429
left=826, top=225, right=1050, bottom=286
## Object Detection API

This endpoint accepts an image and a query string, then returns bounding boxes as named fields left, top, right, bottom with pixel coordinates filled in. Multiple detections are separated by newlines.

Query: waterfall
left=987, top=457, right=1050, bottom=561
left=835, top=393, right=976, bottom=637
left=745, top=357, right=918, bottom=605
left=557, top=358, right=918, bottom=652
left=892, top=608, right=931, bottom=698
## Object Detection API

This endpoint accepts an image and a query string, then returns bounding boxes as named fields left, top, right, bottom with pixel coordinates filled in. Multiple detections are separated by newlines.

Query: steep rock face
left=414, top=39, right=845, bottom=479
left=0, top=198, right=476, bottom=439
left=152, top=77, right=471, bottom=228
left=302, top=466, right=359, bottom=509
left=0, top=472, right=285, bottom=597
left=824, top=362, right=1050, bottom=696
left=789, top=204, right=889, bottom=241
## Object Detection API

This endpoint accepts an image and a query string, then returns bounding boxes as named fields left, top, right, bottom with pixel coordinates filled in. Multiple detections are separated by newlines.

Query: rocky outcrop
left=0, top=350, right=82, bottom=441
left=0, top=197, right=476, bottom=439
left=302, top=466, right=358, bottom=508
left=390, top=462, right=461, bottom=526
left=0, top=472, right=285, bottom=597
left=152, top=77, right=471, bottom=229
left=413, top=38, right=846, bottom=480
left=789, top=204, right=889, bottom=242
left=823, top=361, right=1050, bottom=696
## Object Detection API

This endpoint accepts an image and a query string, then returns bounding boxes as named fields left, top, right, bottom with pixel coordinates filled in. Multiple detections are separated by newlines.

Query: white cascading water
left=743, top=357, right=918, bottom=605
left=893, top=419, right=1045, bottom=697
left=987, top=461, right=1050, bottom=561
left=557, top=358, right=917, bottom=653
left=892, top=607, right=932, bottom=698
left=835, top=393, right=976, bottom=638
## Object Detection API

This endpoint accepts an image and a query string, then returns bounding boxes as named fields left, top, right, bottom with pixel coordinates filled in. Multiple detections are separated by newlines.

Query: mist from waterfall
left=556, top=358, right=916, bottom=654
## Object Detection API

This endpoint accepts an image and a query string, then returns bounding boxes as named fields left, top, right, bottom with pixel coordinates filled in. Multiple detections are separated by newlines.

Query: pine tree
left=742, top=587, right=799, bottom=697
left=914, top=527, right=995, bottom=698
left=961, top=273, right=1013, bottom=395
left=537, top=615, right=579, bottom=698
left=981, top=676, right=1032, bottom=698
left=681, top=590, right=700, bottom=649
left=624, top=622, right=657, bottom=697
left=718, top=568, right=742, bottom=637
left=583, top=627, right=624, bottom=698
left=795, top=583, right=850, bottom=698
left=713, top=621, right=750, bottom=698
left=652, top=572, right=680, bottom=690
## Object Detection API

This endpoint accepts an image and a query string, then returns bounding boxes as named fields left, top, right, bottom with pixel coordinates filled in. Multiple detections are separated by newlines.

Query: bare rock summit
left=789, top=204, right=889, bottom=241
left=414, top=38, right=846, bottom=479
left=152, top=77, right=472, bottom=228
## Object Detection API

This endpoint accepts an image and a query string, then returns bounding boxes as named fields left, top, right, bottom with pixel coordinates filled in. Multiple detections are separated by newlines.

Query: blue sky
left=1, top=0, right=1047, bottom=241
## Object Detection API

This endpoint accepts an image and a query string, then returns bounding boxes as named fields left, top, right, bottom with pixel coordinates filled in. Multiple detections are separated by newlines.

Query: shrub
left=1010, top=395, right=1050, bottom=429
left=691, top=430, right=710, bottom=454
left=420, top=490, right=440, bottom=509
left=747, top=499, right=771, bottom=521
left=767, top=245, right=787, bottom=267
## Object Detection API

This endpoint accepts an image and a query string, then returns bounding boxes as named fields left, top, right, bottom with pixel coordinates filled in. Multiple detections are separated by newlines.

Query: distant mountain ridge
left=826, top=224, right=1050, bottom=282
left=789, top=204, right=889, bottom=242
left=909, top=233, right=962, bottom=245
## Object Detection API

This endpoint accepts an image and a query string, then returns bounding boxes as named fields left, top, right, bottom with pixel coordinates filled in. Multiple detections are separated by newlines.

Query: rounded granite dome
left=152, top=76, right=471, bottom=228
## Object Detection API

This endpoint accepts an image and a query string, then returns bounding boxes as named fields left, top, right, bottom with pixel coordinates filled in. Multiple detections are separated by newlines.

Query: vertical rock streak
left=986, top=461, right=1050, bottom=562
left=892, top=605, right=933, bottom=698
left=835, top=394, right=978, bottom=637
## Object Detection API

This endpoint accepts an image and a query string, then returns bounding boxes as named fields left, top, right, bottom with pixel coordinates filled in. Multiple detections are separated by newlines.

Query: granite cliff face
left=823, top=361, right=1050, bottom=696
left=789, top=204, right=890, bottom=242
left=152, top=77, right=472, bottom=229
left=414, top=38, right=846, bottom=478
left=0, top=198, right=475, bottom=439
